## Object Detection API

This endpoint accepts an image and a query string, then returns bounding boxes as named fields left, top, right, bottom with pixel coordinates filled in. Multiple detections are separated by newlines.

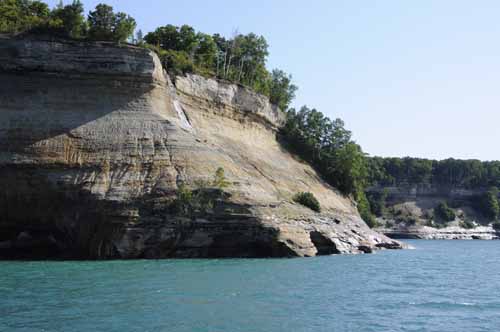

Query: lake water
left=1, top=240, right=500, bottom=332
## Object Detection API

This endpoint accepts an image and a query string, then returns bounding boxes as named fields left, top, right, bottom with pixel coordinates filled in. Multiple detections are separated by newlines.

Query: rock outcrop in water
left=0, top=35, right=404, bottom=259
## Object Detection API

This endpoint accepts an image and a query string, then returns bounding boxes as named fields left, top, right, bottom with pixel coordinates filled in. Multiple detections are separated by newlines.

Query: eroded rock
left=0, top=35, right=405, bottom=259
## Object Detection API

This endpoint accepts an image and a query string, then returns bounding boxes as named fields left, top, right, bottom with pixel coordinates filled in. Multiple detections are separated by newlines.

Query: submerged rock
left=0, top=35, right=404, bottom=259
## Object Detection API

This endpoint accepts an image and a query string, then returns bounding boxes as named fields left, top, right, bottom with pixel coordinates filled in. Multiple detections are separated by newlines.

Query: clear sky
left=47, top=0, right=500, bottom=160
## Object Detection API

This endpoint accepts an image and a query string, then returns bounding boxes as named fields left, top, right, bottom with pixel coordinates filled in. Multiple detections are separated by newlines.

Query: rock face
left=0, top=35, right=404, bottom=259
left=380, top=226, right=498, bottom=240
left=368, top=185, right=499, bottom=240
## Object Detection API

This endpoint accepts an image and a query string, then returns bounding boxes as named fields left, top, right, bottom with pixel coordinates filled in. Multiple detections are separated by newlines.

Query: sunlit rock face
left=0, top=35, right=403, bottom=259
left=368, top=185, right=499, bottom=240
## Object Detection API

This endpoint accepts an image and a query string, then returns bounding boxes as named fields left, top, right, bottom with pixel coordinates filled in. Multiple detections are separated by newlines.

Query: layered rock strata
left=0, top=35, right=404, bottom=259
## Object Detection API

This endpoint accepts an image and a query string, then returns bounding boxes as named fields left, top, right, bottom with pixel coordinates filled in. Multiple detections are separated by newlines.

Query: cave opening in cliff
left=309, top=231, right=340, bottom=255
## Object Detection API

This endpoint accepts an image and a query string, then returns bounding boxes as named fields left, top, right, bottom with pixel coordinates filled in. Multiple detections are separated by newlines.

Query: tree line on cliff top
left=0, top=0, right=136, bottom=42
left=10, top=1, right=477, bottom=227
left=0, top=0, right=298, bottom=111
left=0, top=0, right=380, bottom=226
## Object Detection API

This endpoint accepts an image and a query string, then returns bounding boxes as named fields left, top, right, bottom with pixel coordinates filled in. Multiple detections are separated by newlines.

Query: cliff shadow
left=0, top=168, right=131, bottom=260
left=0, top=72, right=159, bottom=153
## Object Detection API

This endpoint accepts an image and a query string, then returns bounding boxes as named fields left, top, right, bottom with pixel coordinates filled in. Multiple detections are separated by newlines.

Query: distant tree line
left=366, top=157, right=500, bottom=224
left=0, top=0, right=136, bottom=42
left=367, top=157, right=500, bottom=189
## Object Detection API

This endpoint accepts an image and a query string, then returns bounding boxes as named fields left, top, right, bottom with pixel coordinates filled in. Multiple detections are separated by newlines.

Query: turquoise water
left=1, top=240, right=500, bottom=332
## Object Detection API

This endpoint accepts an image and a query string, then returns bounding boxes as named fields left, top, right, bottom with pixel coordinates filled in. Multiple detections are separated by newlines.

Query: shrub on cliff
left=434, top=202, right=456, bottom=223
left=479, top=187, right=500, bottom=221
left=171, top=168, right=231, bottom=218
left=293, top=192, right=321, bottom=212
left=213, top=167, right=230, bottom=189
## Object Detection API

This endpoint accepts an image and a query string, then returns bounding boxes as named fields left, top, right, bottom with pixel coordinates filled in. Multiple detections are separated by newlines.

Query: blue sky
left=48, top=0, right=500, bottom=160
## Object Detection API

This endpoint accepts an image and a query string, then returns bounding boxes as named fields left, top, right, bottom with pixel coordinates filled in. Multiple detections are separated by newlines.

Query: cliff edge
left=0, top=36, right=404, bottom=259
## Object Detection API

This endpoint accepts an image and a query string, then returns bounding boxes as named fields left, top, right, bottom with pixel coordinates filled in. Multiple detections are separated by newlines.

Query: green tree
left=194, top=33, right=217, bottom=69
left=481, top=187, right=499, bottom=221
left=0, top=0, right=49, bottom=33
left=87, top=4, right=135, bottom=42
left=87, top=3, right=114, bottom=40
left=434, top=202, right=456, bottom=223
left=367, top=188, right=388, bottom=217
left=48, top=0, right=85, bottom=38
left=143, top=25, right=296, bottom=109
left=144, top=24, right=180, bottom=50
left=144, top=24, right=197, bottom=53
left=356, top=190, right=377, bottom=228
left=268, top=69, right=298, bottom=111
left=281, top=105, right=375, bottom=225
left=177, top=24, right=197, bottom=54
left=112, top=11, right=135, bottom=42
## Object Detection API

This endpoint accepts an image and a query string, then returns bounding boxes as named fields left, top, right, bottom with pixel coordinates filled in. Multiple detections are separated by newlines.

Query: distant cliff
left=0, top=35, right=403, bottom=259
left=367, top=184, right=499, bottom=240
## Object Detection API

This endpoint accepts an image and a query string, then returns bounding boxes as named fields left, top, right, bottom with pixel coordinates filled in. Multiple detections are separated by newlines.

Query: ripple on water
left=2, top=240, right=500, bottom=332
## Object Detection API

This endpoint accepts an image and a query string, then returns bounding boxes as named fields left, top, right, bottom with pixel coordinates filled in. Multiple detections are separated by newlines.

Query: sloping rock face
left=0, top=35, right=403, bottom=259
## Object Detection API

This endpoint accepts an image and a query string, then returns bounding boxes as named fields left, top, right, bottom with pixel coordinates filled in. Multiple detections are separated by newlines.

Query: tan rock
left=0, top=35, right=404, bottom=259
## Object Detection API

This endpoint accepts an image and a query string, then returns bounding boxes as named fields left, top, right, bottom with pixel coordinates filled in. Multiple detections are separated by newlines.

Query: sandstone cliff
left=0, top=35, right=403, bottom=259
left=368, top=185, right=499, bottom=240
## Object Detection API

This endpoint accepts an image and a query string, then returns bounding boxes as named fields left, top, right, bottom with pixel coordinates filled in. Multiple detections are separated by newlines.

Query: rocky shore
left=0, top=35, right=404, bottom=259
left=379, top=225, right=498, bottom=240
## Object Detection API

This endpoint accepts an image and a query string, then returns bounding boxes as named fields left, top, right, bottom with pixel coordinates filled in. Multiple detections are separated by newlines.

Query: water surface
left=2, top=240, right=499, bottom=332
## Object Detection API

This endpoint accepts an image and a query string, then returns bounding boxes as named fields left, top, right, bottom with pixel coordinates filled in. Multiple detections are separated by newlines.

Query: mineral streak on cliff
left=0, top=35, right=403, bottom=259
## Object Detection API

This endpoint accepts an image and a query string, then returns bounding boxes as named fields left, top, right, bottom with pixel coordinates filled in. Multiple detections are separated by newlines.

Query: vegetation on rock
left=87, top=3, right=136, bottom=42
left=171, top=168, right=230, bottom=218
left=144, top=25, right=298, bottom=111
left=366, top=188, right=388, bottom=217
left=479, top=187, right=500, bottom=221
left=0, top=0, right=136, bottom=42
left=293, top=192, right=321, bottom=212
left=367, top=157, right=500, bottom=189
left=1, top=1, right=297, bottom=115
left=434, top=202, right=456, bottom=223
left=281, top=106, right=376, bottom=224
left=0, top=1, right=412, bottom=229
left=281, top=106, right=366, bottom=196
